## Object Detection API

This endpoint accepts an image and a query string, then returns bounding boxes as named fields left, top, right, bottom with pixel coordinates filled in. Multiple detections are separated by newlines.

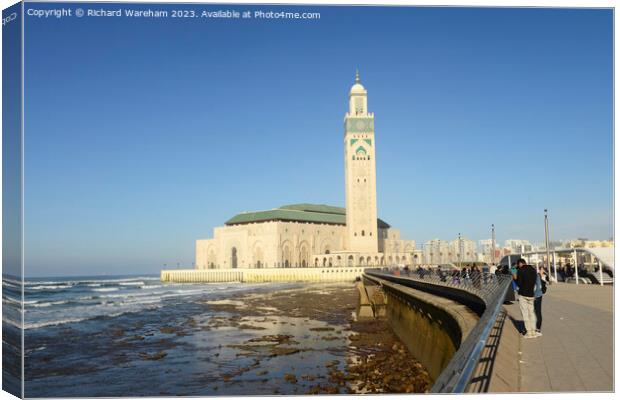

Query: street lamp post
left=458, top=233, right=463, bottom=268
left=491, top=224, right=496, bottom=266
left=573, top=248, right=579, bottom=286
left=544, top=209, right=554, bottom=282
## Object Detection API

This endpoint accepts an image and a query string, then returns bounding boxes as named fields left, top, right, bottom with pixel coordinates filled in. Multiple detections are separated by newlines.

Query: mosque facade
left=195, top=73, right=416, bottom=269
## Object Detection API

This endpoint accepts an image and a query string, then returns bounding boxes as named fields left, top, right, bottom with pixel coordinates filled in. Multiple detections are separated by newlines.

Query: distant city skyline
left=21, top=4, right=612, bottom=276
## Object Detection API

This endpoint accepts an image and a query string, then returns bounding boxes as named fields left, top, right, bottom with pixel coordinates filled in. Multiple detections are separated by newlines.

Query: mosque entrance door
left=231, top=247, right=238, bottom=268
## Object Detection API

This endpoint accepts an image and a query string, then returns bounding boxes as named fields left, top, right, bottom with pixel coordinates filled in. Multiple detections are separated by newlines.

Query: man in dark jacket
left=515, top=258, right=539, bottom=338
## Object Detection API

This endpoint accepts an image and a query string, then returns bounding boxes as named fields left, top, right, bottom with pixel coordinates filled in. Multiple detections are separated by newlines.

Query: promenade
left=497, top=283, right=613, bottom=392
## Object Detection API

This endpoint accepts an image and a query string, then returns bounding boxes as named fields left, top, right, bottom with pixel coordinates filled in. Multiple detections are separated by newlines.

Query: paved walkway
left=499, top=283, right=613, bottom=392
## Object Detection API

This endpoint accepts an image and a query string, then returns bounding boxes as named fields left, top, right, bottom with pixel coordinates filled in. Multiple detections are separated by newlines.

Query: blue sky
left=22, top=4, right=612, bottom=276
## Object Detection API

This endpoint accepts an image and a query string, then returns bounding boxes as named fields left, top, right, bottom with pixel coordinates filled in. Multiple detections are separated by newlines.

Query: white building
left=449, top=237, right=477, bottom=263
left=194, top=73, right=416, bottom=269
left=505, top=239, right=533, bottom=254
left=478, top=239, right=494, bottom=263
left=422, top=237, right=477, bottom=265
left=423, top=239, right=451, bottom=264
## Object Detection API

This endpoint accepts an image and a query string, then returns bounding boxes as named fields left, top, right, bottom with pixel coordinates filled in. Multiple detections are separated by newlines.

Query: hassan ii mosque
left=195, top=73, right=416, bottom=270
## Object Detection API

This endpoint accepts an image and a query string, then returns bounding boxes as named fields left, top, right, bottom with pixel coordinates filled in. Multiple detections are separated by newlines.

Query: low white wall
left=160, top=267, right=370, bottom=283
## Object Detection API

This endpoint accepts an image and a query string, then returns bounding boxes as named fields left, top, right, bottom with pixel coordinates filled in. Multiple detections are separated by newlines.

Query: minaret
left=344, top=71, right=378, bottom=253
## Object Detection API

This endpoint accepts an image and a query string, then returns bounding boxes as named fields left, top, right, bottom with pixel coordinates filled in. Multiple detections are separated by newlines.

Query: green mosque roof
left=225, top=203, right=390, bottom=228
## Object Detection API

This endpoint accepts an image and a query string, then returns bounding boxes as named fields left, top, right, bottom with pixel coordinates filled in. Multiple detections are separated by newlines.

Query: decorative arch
left=281, top=240, right=292, bottom=268
left=231, top=247, right=238, bottom=269
left=252, top=241, right=265, bottom=268
left=299, top=241, right=310, bottom=268
left=207, top=246, right=217, bottom=269
left=225, top=240, right=242, bottom=269
left=320, top=238, right=336, bottom=255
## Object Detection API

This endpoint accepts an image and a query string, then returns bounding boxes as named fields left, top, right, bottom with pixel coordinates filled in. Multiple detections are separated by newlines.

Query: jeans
left=534, top=296, right=543, bottom=331
left=519, top=295, right=536, bottom=334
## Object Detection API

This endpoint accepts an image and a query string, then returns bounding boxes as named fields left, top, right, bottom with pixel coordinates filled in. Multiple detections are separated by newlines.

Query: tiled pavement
left=498, top=283, right=613, bottom=392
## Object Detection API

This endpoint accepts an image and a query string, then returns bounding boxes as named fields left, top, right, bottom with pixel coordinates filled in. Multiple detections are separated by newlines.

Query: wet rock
left=268, top=347, right=302, bottom=357
left=325, top=360, right=340, bottom=368
left=159, top=326, right=179, bottom=334
left=309, top=326, right=335, bottom=332
left=247, top=334, right=296, bottom=345
left=139, top=351, right=167, bottom=361
left=237, top=324, right=266, bottom=330
left=110, top=329, right=124, bottom=337
left=284, top=373, right=297, bottom=384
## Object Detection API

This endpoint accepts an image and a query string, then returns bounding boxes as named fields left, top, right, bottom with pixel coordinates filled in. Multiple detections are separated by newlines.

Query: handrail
left=364, top=267, right=512, bottom=393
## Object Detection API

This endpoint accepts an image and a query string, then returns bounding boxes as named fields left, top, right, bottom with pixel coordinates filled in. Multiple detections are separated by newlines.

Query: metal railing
left=364, top=267, right=513, bottom=393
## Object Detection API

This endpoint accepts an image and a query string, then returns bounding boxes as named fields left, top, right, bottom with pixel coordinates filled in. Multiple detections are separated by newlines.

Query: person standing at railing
left=533, top=266, right=548, bottom=336
left=451, top=269, right=460, bottom=284
left=515, top=258, right=540, bottom=338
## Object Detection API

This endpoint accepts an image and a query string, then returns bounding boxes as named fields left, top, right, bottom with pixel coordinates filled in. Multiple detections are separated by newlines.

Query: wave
left=24, top=276, right=158, bottom=286
left=140, top=285, right=163, bottom=289
left=27, top=284, right=72, bottom=290
left=3, top=296, right=23, bottom=306
left=22, top=281, right=284, bottom=331
left=2, top=316, right=22, bottom=329
left=2, top=280, right=22, bottom=288
left=119, top=281, right=144, bottom=286
left=28, top=300, right=69, bottom=308
left=25, top=316, right=100, bottom=330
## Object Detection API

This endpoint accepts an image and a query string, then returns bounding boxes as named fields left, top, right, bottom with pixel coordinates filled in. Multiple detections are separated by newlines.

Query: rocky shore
left=25, top=281, right=431, bottom=396
left=203, top=283, right=432, bottom=394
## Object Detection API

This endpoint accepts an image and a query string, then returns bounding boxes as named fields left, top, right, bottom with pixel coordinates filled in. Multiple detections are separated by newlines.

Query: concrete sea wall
left=362, top=275, right=478, bottom=381
left=160, top=267, right=370, bottom=283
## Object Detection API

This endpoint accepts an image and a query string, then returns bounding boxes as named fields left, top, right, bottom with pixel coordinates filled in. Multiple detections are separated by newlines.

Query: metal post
left=491, top=224, right=496, bottom=266
left=598, top=259, right=604, bottom=286
left=544, top=209, right=551, bottom=276
left=573, top=249, right=579, bottom=285
left=458, top=233, right=462, bottom=268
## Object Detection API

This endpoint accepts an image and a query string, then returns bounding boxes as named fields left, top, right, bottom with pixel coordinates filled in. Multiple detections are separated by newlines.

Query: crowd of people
left=397, top=259, right=550, bottom=339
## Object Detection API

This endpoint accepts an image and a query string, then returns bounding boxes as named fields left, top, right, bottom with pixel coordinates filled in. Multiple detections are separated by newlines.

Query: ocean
left=3, top=274, right=359, bottom=397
